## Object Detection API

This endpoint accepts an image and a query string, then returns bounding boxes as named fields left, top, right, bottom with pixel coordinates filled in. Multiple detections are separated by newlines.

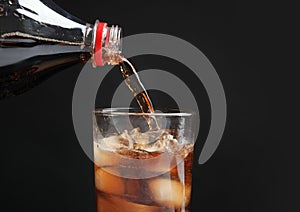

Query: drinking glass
left=93, top=108, right=195, bottom=212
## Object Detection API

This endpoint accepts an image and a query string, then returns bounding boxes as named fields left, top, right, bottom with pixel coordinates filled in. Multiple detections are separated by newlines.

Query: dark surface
left=0, top=0, right=291, bottom=211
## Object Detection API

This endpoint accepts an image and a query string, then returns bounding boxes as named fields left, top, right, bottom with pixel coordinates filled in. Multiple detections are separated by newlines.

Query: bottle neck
left=91, top=21, right=122, bottom=66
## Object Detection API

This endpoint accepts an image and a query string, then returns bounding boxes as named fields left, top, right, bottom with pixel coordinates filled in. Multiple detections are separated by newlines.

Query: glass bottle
left=0, top=0, right=122, bottom=99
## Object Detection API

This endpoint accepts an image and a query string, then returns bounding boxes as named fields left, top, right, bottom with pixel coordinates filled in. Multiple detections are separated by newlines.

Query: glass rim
left=93, top=107, right=195, bottom=116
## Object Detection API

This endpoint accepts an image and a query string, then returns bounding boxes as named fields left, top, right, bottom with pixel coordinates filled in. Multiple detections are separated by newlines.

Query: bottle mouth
left=93, top=21, right=122, bottom=66
left=105, top=25, right=122, bottom=54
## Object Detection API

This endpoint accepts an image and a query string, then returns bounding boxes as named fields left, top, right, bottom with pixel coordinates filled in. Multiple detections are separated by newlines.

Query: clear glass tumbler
left=93, top=108, right=196, bottom=212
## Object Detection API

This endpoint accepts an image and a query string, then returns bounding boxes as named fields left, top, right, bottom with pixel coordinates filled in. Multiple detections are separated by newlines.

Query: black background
left=0, top=0, right=292, bottom=211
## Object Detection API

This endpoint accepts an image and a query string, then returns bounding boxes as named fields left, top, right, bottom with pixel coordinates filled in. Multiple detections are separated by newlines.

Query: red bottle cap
left=94, top=22, right=107, bottom=66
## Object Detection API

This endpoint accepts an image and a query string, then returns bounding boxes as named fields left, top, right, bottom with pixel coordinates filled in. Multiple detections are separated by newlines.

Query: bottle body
left=0, top=0, right=122, bottom=99
left=0, top=38, right=91, bottom=99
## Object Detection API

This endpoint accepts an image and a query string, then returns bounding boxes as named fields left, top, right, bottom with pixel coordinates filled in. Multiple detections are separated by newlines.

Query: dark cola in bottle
left=0, top=0, right=122, bottom=99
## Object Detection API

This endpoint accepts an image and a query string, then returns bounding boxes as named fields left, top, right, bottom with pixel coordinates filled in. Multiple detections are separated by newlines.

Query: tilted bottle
left=0, top=0, right=122, bottom=99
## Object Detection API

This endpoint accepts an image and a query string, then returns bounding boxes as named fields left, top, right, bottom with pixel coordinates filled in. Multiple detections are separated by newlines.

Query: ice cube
left=146, top=130, right=166, bottom=143
left=129, top=127, right=140, bottom=137
left=149, top=178, right=190, bottom=208
left=94, top=168, right=125, bottom=195
left=142, top=152, right=177, bottom=174
left=185, top=185, right=192, bottom=207
left=130, top=128, right=165, bottom=144
left=129, top=128, right=150, bottom=147
left=135, top=139, right=164, bottom=152
left=94, top=143, right=119, bottom=167
left=124, top=179, right=140, bottom=197
left=119, top=130, right=134, bottom=149
left=134, top=131, right=181, bottom=153
left=97, top=195, right=163, bottom=212
left=101, top=134, right=129, bottom=149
